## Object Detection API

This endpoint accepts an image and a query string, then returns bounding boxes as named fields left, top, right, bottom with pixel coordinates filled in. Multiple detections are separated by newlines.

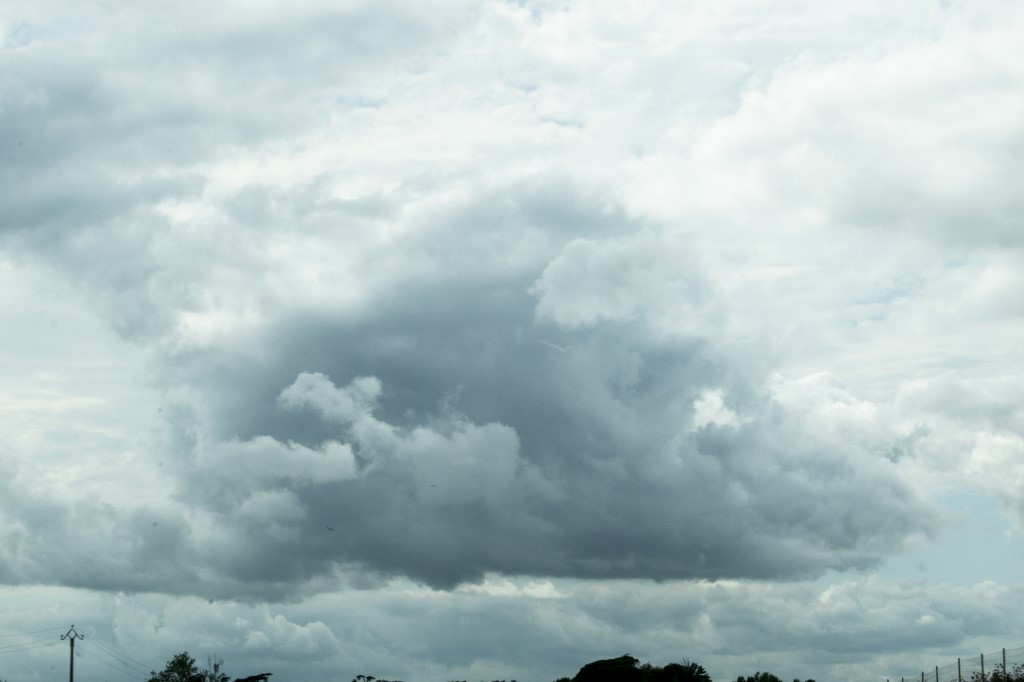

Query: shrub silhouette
left=573, top=654, right=644, bottom=682
left=971, top=663, right=1024, bottom=682
left=557, top=655, right=713, bottom=682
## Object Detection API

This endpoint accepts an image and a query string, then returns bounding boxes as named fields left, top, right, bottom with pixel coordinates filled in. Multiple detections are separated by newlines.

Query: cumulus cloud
left=531, top=233, right=720, bottom=338
left=1, top=350, right=939, bottom=597
left=146, top=352, right=935, bottom=592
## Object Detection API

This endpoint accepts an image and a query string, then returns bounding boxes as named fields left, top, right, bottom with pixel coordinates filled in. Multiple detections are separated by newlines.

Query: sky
left=1, top=1, right=1024, bottom=681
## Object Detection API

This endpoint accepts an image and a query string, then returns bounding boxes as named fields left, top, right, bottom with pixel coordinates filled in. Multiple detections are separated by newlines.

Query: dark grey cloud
left=0, top=35, right=947, bottom=590
left=0, top=459, right=198, bottom=594
left=104, top=201, right=933, bottom=594
left=0, top=165, right=940, bottom=598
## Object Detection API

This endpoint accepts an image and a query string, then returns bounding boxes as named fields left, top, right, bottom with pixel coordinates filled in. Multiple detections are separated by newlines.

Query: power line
left=0, top=626, right=66, bottom=639
left=0, top=636, right=60, bottom=653
left=87, top=636, right=153, bottom=675
left=88, top=633, right=154, bottom=671
left=82, top=645, right=144, bottom=681
left=0, top=641, right=59, bottom=655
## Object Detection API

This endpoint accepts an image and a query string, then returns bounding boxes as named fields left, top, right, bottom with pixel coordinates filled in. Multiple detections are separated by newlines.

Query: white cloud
left=196, top=436, right=357, bottom=493
left=531, top=233, right=717, bottom=337
left=692, top=389, right=740, bottom=429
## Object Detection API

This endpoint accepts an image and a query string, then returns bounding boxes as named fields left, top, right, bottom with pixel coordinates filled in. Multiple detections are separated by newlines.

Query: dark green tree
left=148, top=652, right=202, bottom=682
left=148, top=651, right=265, bottom=682
left=573, top=654, right=643, bottom=682
left=653, top=660, right=713, bottom=682
left=555, top=655, right=715, bottom=682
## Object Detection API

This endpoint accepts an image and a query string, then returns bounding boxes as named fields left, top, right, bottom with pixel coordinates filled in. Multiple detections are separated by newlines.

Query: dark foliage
left=573, top=654, right=643, bottom=682
left=147, top=651, right=271, bottom=682
left=148, top=652, right=203, bottom=682
left=553, top=654, right=712, bottom=682
left=646, top=660, right=713, bottom=682
left=972, top=663, right=1024, bottom=682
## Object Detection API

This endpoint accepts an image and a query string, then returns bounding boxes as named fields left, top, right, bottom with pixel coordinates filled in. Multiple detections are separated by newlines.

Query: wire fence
left=893, top=646, right=1024, bottom=682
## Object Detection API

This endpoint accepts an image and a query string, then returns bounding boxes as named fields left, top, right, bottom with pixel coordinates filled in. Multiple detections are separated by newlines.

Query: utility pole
left=61, top=625, right=84, bottom=682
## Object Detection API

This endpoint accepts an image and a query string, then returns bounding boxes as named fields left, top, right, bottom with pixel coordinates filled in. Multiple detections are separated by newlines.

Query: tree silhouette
left=974, top=663, right=1024, bottom=682
left=200, top=656, right=228, bottom=682
left=553, top=655, right=716, bottom=682
left=147, top=651, right=270, bottom=682
left=653, top=660, right=713, bottom=682
left=148, top=652, right=202, bottom=682
left=573, top=654, right=644, bottom=682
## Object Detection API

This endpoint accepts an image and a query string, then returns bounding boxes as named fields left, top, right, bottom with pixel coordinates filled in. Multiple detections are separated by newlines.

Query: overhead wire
left=0, top=628, right=65, bottom=657
left=0, top=639, right=60, bottom=655
left=0, top=625, right=155, bottom=680
left=0, top=626, right=66, bottom=638
left=82, top=644, right=145, bottom=681
left=0, top=635, right=60, bottom=651
left=87, top=635, right=154, bottom=675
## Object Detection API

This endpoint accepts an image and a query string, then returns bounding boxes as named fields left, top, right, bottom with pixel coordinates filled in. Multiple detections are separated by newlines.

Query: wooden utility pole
left=61, top=625, right=84, bottom=682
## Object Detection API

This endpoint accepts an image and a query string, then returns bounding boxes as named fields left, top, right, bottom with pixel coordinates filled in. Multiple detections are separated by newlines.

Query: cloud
left=531, top=233, right=718, bottom=337
left=2, top=2, right=1023, bottom=679
left=1, top=334, right=939, bottom=598
left=639, top=16, right=1024, bottom=246
left=890, top=373, right=1024, bottom=526
left=153, top=352, right=936, bottom=592
left=0, top=158, right=943, bottom=599
left=184, top=436, right=358, bottom=509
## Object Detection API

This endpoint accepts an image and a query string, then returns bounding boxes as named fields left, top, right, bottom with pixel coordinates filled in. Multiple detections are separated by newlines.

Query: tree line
left=348, top=653, right=809, bottom=682
left=151, top=650, right=828, bottom=682
left=548, top=654, right=815, bottom=682
left=144, top=648, right=1024, bottom=682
